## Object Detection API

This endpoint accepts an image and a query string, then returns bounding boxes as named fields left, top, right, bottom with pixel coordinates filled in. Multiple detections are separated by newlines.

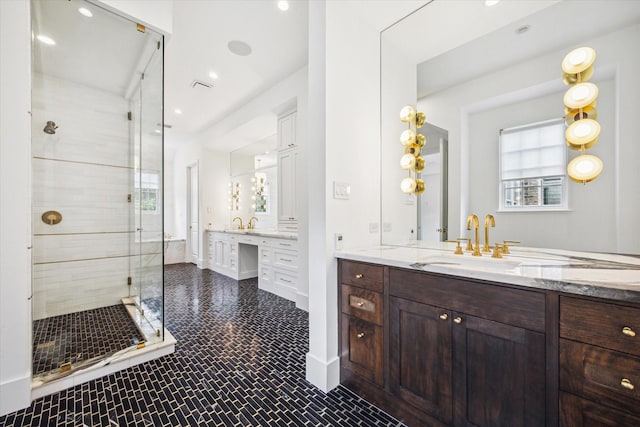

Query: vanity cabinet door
left=451, top=313, right=546, bottom=427
left=278, top=148, right=299, bottom=223
left=389, top=297, right=453, bottom=425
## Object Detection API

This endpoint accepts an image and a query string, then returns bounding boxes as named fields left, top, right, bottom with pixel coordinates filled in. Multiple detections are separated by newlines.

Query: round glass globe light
left=400, top=105, right=416, bottom=123
left=400, top=154, right=416, bottom=170
left=400, top=129, right=416, bottom=146
left=400, top=177, right=416, bottom=194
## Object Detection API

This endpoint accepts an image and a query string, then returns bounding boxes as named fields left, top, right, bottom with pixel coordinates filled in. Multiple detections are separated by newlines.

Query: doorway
left=186, top=163, right=199, bottom=264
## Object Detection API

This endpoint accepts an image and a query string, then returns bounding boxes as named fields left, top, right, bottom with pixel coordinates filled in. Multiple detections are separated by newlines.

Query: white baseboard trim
left=305, top=352, right=340, bottom=393
left=196, top=258, right=205, bottom=269
left=0, top=374, right=31, bottom=416
left=31, top=328, right=176, bottom=400
left=238, top=269, right=258, bottom=280
left=295, top=292, right=308, bottom=312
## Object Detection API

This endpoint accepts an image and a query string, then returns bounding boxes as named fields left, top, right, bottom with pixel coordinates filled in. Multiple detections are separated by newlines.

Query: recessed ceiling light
left=36, top=35, right=56, bottom=45
left=485, top=0, right=500, bottom=6
left=209, top=71, right=219, bottom=80
left=278, top=1, right=290, bottom=11
left=78, top=7, right=93, bottom=17
left=174, top=108, right=183, bottom=115
left=228, top=40, right=252, bottom=56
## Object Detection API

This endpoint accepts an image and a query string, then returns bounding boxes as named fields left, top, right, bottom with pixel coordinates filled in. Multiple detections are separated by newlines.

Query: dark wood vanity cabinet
left=559, top=296, right=640, bottom=426
left=389, top=268, right=546, bottom=427
left=338, top=258, right=640, bottom=426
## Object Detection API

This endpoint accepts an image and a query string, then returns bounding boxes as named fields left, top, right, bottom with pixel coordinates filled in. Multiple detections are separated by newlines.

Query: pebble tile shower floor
left=1, top=263, right=404, bottom=426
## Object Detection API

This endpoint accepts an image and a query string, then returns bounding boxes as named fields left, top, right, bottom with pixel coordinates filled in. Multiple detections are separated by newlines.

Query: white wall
left=169, top=143, right=230, bottom=266
left=419, top=24, right=640, bottom=253
left=0, top=0, right=33, bottom=416
left=305, top=0, right=425, bottom=392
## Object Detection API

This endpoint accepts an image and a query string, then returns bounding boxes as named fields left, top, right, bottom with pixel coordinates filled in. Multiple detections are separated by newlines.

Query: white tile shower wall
left=32, top=73, right=130, bottom=168
left=32, top=74, right=138, bottom=320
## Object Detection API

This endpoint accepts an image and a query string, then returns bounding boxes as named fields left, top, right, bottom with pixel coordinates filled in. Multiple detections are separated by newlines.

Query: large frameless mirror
left=380, top=0, right=640, bottom=254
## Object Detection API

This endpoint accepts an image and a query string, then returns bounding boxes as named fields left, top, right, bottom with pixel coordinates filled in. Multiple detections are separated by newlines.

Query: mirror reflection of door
left=187, top=163, right=199, bottom=264
left=417, top=123, right=448, bottom=242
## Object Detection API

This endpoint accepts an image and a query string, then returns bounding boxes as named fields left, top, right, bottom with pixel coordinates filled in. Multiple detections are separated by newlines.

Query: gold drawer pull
left=453, top=316, right=463, bottom=324
left=356, top=301, right=365, bottom=307
left=622, top=326, right=636, bottom=337
left=621, top=378, right=635, bottom=390
left=355, top=273, right=364, bottom=279
left=439, top=313, right=448, bottom=320
left=356, top=332, right=366, bottom=339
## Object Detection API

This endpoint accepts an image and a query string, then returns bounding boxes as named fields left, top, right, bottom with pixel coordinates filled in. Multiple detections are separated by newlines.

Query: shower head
left=43, top=121, right=58, bottom=134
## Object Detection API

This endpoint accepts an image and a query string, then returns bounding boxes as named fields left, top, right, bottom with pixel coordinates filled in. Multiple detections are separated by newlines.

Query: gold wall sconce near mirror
left=399, top=105, right=427, bottom=195
left=562, top=46, right=603, bottom=184
left=41, top=210, right=62, bottom=225
left=228, top=181, right=240, bottom=211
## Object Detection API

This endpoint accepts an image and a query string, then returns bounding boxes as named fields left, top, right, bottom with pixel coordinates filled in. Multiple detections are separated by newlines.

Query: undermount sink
left=420, top=255, right=522, bottom=270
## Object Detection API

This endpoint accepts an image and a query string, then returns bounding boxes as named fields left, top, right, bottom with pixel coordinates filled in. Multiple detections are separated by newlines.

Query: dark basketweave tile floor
left=32, top=304, right=144, bottom=376
left=1, top=263, right=404, bottom=427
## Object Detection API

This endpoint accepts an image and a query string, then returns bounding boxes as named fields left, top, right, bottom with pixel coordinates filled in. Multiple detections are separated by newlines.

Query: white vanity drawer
left=273, top=248, right=298, bottom=270
left=259, top=265, right=273, bottom=283
left=259, top=238, right=272, bottom=246
left=274, top=269, right=297, bottom=290
left=230, top=243, right=238, bottom=256
left=274, top=240, right=297, bottom=250
left=260, top=246, right=272, bottom=264
left=239, top=235, right=259, bottom=245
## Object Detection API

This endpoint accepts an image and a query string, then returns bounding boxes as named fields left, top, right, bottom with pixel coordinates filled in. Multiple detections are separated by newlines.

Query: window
left=135, top=171, right=160, bottom=212
left=499, top=119, right=567, bottom=210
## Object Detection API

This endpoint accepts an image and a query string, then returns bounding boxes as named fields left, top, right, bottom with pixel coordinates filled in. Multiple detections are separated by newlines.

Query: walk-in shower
left=31, top=0, right=164, bottom=382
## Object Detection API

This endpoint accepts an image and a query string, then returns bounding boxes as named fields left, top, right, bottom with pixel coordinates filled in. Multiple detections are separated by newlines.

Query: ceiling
left=164, top=0, right=309, bottom=136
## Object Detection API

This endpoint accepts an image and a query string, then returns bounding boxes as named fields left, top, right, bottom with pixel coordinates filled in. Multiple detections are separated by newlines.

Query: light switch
left=335, top=233, right=343, bottom=250
left=333, top=181, right=351, bottom=200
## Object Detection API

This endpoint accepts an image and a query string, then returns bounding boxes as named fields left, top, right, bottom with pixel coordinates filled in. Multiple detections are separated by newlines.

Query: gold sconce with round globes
left=399, top=105, right=426, bottom=195
left=562, top=46, right=602, bottom=184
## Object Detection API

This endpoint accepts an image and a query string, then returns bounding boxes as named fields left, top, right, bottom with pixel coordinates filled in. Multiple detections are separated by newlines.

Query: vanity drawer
left=560, top=296, right=640, bottom=356
left=341, top=314, right=383, bottom=386
left=389, top=268, right=545, bottom=332
left=259, top=246, right=272, bottom=264
left=341, top=285, right=383, bottom=325
left=560, top=392, right=640, bottom=427
left=560, top=339, right=640, bottom=415
left=274, top=239, right=297, bottom=250
left=340, top=260, right=384, bottom=293
left=274, top=269, right=297, bottom=289
left=273, top=248, right=298, bottom=270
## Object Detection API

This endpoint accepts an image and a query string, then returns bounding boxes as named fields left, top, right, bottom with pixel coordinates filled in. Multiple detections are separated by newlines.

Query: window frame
left=498, top=118, right=569, bottom=212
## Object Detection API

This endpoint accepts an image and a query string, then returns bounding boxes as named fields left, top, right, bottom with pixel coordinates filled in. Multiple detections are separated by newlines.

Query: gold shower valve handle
left=622, top=326, right=636, bottom=337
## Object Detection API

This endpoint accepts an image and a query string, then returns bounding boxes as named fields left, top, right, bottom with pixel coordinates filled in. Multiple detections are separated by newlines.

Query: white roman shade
left=500, top=119, right=565, bottom=180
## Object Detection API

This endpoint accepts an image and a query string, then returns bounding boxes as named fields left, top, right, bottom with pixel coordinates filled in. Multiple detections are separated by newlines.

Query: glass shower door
left=131, top=35, right=164, bottom=345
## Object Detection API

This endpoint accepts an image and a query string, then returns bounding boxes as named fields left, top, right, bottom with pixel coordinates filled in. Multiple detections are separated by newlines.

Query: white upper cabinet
left=277, top=111, right=297, bottom=151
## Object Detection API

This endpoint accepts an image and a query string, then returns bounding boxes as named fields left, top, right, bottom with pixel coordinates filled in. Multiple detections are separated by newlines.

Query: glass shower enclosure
left=30, top=0, right=164, bottom=381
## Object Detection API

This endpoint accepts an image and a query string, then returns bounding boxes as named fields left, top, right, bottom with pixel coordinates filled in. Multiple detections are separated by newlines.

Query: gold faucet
left=232, top=217, right=244, bottom=230
left=466, top=214, right=481, bottom=256
left=483, top=214, right=495, bottom=253
left=247, top=216, right=258, bottom=230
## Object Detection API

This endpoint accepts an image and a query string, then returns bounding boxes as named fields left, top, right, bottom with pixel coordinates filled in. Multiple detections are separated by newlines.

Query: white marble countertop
left=336, top=242, right=640, bottom=303
left=206, top=229, right=298, bottom=240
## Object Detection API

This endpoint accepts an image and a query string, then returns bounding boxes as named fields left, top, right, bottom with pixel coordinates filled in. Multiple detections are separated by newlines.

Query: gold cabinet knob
left=621, top=378, right=635, bottom=391
left=439, top=313, right=448, bottom=320
left=453, top=316, right=463, bottom=324
left=622, top=326, right=636, bottom=337
left=356, top=332, right=366, bottom=339
left=356, top=301, right=365, bottom=307
left=355, top=273, right=364, bottom=279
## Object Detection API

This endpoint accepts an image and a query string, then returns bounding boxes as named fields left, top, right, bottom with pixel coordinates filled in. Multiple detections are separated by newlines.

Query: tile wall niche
left=31, top=73, right=161, bottom=320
